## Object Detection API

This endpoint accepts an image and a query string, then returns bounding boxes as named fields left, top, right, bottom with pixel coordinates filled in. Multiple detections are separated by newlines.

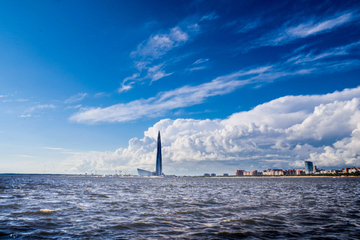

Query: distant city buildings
left=204, top=160, right=360, bottom=177
left=233, top=161, right=360, bottom=177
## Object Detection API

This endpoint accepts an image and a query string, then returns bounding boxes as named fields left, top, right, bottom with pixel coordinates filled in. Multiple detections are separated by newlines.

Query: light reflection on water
left=0, top=176, right=359, bottom=239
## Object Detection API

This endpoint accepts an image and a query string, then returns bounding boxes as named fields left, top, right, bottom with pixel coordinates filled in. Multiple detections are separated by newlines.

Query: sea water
left=0, top=175, right=359, bottom=239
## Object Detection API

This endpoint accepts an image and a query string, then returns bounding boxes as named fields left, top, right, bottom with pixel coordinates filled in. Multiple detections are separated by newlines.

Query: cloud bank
left=64, top=87, right=360, bottom=174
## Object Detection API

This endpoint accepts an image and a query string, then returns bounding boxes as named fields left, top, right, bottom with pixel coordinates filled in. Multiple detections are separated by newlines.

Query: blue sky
left=1, top=0, right=360, bottom=175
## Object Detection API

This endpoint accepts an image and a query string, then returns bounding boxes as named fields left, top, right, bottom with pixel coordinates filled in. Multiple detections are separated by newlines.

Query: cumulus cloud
left=307, top=123, right=360, bottom=167
left=65, top=87, right=360, bottom=174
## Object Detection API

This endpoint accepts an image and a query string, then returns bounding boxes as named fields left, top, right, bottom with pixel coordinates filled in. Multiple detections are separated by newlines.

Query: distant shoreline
left=211, top=175, right=360, bottom=179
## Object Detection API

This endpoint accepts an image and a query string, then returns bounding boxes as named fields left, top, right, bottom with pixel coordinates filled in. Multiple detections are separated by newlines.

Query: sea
left=0, top=175, right=359, bottom=239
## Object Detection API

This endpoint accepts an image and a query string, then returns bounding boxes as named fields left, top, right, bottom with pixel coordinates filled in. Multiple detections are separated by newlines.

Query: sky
left=0, top=0, right=360, bottom=175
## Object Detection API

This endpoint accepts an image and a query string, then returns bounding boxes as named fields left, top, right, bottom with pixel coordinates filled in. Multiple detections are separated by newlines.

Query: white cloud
left=70, top=77, right=247, bottom=123
left=3, top=98, right=29, bottom=102
left=20, top=114, right=31, bottom=118
left=71, top=39, right=360, bottom=124
left=287, top=40, right=360, bottom=64
left=193, top=58, right=209, bottom=65
left=65, top=87, right=360, bottom=174
left=94, top=92, right=111, bottom=98
left=308, top=123, right=360, bottom=167
left=236, top=19, right=261, bottom=33
left=43, top=147, right=69, bottom=151
left=65, top=104, right=82, bottom=110
left=65, top=93, right=88, bottom=103
left=131, top=27, right=189, bottom=58
left=28, top=104, right=56, bottom=112
left=258, top=11, right=357, bottom=47
left=186, top=58, right=209, bottom=71
left=200, top=12, right=219, bottom=22
left=121, top=14, right=214, bottom=91
left=0, top=95, right=7, bottom=97
left=15, top=154, right=35, bottom=158
left=118, top=84, right=133, bottom=93
left=186, top=66, right=206, bottom=72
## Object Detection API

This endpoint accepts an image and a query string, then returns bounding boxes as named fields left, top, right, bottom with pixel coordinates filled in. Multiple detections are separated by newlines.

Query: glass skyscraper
left=155, top=131, right=162, bottom=176
left=305, top=161, right=313, bottom=174
left=137, top=131, right=163, bottom=176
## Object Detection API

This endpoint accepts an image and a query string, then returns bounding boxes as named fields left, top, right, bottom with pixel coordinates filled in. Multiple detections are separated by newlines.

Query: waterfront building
left=284, top=169, right=296, bottom=175
left=236, top=170, right=245, bottom=176
left=137, top=131, right=163, bottom=176
left=305, top=161, right=313, bottom=174
left=204, top=173, right=210, bottom=177
left=223, top=173, right=229, bottom=176
left=211, top=173, right=216, bottom=177
left=263, top=169, right=284, bottom=176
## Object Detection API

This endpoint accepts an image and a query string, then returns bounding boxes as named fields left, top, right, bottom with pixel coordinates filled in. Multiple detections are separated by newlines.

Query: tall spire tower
left=155, top=131, right=162, bottom=176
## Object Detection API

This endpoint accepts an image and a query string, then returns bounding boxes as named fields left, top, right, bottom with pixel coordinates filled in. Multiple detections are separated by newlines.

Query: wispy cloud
left=186, top=58, right=209, bottom=71
left=226, top=18, right=262, bottom=33
left=120, top=14, right=218, bottom=92
left=287, top=40, right=360, bottom=64
left=193, top=58, right=209, bottom=64
left=65, top=104, right=82, bottom=110
left=15, top=154, right=35, bottom=158
left=257, top=11, right=358, bottom=47
left=65, top=93, right=88, bottom=103
left=3, top=98, right=29, bottom=102
left=43, top=147, right=69, bottom=151
left=71, top=40, right=360, bottom=124
left=27, top=104, right=56, bottom=112
left=20, top=114, right=31, bottom=118
left=131, top=27, right=189, bottom=59
left=200, top=12, right=219, bottom=22
left=94, top=92, right=111, bottom=98
left=186, top=66, right=207, bottom=72
left=70, top=77, right=248, bottom=123
left=0, top=95, right=7, bottom=98
left=146, top=63, right=173, bottom=82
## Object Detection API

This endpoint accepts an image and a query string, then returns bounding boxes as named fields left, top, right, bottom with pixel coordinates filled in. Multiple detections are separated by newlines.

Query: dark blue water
left=0, top=176, right=359, bottom=239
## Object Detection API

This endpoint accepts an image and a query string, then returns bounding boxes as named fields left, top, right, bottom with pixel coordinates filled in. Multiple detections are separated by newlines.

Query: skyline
left=1, top=0, right=360, bottom=175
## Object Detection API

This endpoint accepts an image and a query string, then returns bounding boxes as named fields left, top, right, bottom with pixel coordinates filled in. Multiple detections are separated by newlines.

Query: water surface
left=0, top=176, right=359, bottom=239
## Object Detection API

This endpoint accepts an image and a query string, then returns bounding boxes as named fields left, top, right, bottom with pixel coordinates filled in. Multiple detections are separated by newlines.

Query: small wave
left=111, top=224, right=130, bottom=229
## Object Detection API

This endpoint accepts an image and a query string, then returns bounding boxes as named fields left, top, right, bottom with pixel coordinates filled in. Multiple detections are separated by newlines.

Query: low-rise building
left=236, top=170, right=245, bottom=176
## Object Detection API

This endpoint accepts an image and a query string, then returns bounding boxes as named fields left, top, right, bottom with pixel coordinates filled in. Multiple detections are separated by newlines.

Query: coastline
left=211, top=175, right=360, bottom=179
